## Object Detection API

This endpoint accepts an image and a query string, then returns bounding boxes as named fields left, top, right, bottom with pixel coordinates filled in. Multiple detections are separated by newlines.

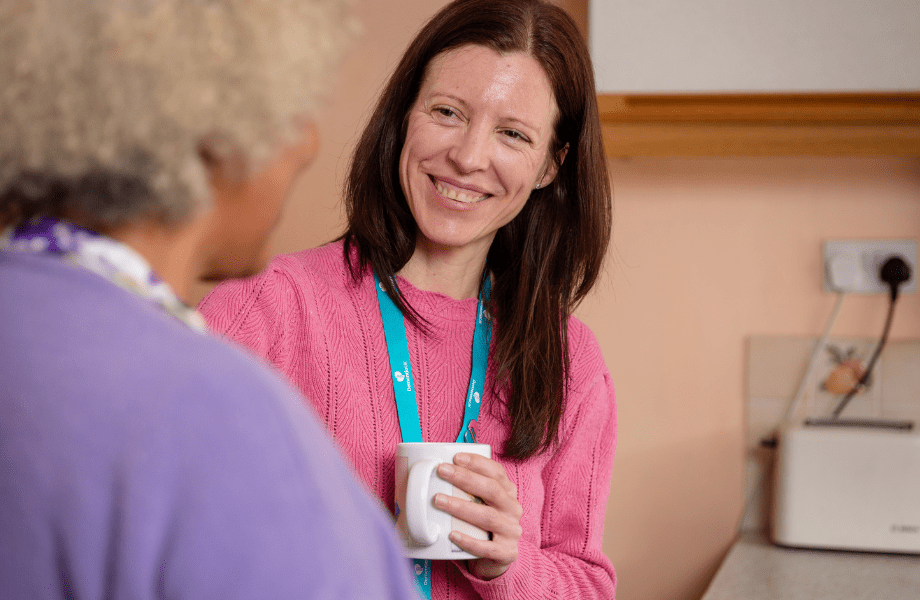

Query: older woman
left=0, top=1, right=419, bottom=598
left=202, top=0, right=616, bottom=598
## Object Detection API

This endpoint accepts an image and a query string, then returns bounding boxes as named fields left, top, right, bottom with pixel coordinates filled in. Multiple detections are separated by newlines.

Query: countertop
left=701, top=530, right=920, bottom=600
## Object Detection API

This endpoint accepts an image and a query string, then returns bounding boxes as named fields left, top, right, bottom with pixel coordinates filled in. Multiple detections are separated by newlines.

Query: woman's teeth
left=435, top=180, right=487, bottom=203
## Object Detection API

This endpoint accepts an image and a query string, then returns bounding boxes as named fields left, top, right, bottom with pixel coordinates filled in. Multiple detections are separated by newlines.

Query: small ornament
left=823, top=345, right=869, bottom=395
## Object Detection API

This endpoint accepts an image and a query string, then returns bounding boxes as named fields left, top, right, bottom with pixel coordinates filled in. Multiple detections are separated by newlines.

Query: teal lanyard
left=374, top=272, right=492, bottom=599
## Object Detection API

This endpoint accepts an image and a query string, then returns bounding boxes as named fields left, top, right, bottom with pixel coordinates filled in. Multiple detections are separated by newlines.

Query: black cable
left=831, top=255, right=911, bottom=419
left=830, top=296, right=895, bottom=418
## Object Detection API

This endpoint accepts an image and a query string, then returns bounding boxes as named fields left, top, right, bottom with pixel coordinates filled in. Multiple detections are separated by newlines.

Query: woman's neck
left=105, top=217, right=208, bottom=305
left=397, top=242, right=490, bottom=300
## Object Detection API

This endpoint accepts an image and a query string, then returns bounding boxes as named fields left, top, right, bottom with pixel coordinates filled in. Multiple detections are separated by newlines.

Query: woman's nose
left=449, top=126, right=490, bottom=173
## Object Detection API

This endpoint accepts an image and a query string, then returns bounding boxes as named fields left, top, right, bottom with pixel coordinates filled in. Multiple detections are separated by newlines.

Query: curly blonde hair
left=0, top=0, right=354, bottom=227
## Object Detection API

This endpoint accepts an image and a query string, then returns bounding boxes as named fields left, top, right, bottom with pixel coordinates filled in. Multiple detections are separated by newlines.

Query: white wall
left=589, top=0, right=920, bottom=93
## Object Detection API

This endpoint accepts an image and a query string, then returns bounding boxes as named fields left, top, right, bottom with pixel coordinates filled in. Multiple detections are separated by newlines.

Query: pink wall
left=580, top=156, right=920, bottom=600
left=196, top=0, right=920, bottom=598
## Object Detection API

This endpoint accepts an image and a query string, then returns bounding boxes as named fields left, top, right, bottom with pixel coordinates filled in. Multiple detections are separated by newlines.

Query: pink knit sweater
left=200, top=241, right=617, bottom=599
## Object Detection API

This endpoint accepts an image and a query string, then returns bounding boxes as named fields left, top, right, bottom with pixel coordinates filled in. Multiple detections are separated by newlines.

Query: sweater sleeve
left=465, top=324, right=618, bottom=599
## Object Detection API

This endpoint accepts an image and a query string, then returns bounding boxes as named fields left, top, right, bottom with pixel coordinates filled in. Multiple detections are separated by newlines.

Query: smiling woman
left=200, top=1, right=617, bottom=599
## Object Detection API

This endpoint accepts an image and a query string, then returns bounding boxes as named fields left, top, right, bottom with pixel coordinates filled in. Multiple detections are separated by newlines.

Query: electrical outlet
left=823, top=239, right=918, bottom=294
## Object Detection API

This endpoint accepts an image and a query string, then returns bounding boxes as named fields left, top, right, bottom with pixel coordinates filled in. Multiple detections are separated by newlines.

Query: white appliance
left=772, top=420, right=920, bottom=554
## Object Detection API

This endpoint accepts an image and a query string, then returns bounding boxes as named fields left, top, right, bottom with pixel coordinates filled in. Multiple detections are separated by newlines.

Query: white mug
left=395, top=442, right=491, bottom=560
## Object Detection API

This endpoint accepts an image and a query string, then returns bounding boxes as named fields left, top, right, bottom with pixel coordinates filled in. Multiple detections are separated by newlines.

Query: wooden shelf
left=598, top=93, right=920, bottom=157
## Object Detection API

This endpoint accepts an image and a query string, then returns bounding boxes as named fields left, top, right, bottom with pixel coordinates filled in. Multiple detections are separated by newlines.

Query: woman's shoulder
left=203, top=241, right=348, bottom=303
left=563, top=315, right=611, bottom=396
left=268, top=240, right=350, bottom=287
left=198, top=241, right=357, bottom=337
left=565, top=315, right=605, bottom=365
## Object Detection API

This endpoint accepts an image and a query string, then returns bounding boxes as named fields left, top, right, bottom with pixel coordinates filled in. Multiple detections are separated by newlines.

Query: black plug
left=880, top=256, right=911, bottom=301
left=832, top=255, right=910, bottom=420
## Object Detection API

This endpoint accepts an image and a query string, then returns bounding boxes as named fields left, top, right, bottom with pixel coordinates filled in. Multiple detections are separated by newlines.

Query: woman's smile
left=431, top=176, right=491, bottom=204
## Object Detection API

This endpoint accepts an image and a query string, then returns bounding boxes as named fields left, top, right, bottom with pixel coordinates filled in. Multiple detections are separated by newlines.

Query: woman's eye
left=502, top=129, right=529, bottom=143
left=434, top=107, right=457, bottom=119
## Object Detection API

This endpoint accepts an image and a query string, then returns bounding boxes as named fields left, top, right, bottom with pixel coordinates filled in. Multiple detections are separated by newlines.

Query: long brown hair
left=342, top=0, right=611, bottom=460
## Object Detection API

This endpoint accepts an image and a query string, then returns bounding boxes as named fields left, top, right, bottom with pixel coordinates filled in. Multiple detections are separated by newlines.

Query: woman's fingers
left=434, top=454, right=523, bottom=579
left=443, top=453, right=520, bottom=505
left=447, top=524, right=517, bottom=563
left=432, top=487, right=520, bottom=574
left=434, top=487, right=521, bottom=540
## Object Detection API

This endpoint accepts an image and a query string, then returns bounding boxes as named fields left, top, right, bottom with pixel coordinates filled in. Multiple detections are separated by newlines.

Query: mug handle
left=406, top=458, right=441, bottom=546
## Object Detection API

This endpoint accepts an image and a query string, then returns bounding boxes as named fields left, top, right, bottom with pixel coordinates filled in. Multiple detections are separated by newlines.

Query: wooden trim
left=598, top=93, right=920, bottom=157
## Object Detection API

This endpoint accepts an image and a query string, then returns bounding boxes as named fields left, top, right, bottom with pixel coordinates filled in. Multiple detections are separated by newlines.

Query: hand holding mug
left=434, top=451, right=523, bottom=580
left=396, top=443, right=492, bottom=560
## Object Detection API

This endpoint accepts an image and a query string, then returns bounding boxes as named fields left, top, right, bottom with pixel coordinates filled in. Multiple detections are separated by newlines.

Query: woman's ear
left=556, top=143, right=569, bottom=167
left=197, top=131, right=248, bottom=187
left=537, top=143, right=569, bottom=189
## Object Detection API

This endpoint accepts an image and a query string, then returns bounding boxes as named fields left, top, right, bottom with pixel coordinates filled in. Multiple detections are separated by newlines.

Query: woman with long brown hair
left=201, top=0, right=617, bottom=597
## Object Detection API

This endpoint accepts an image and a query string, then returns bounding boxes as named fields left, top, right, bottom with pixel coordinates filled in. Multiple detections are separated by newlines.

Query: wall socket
left=823, top=239, right=918, bottom=294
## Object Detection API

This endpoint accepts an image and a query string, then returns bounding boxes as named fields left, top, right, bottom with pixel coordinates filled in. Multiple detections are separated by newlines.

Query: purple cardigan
left=0, top=249, right=418, bottom=599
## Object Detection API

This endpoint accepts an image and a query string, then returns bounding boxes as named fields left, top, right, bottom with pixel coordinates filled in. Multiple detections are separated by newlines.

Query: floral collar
left=1, top=216, right=206, bottom=332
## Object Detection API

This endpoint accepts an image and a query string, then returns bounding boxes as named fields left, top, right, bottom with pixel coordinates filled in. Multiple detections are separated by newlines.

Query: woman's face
left=399, top=45, right=559, bottom=262
left=201, top=120, right=319, bottom=282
